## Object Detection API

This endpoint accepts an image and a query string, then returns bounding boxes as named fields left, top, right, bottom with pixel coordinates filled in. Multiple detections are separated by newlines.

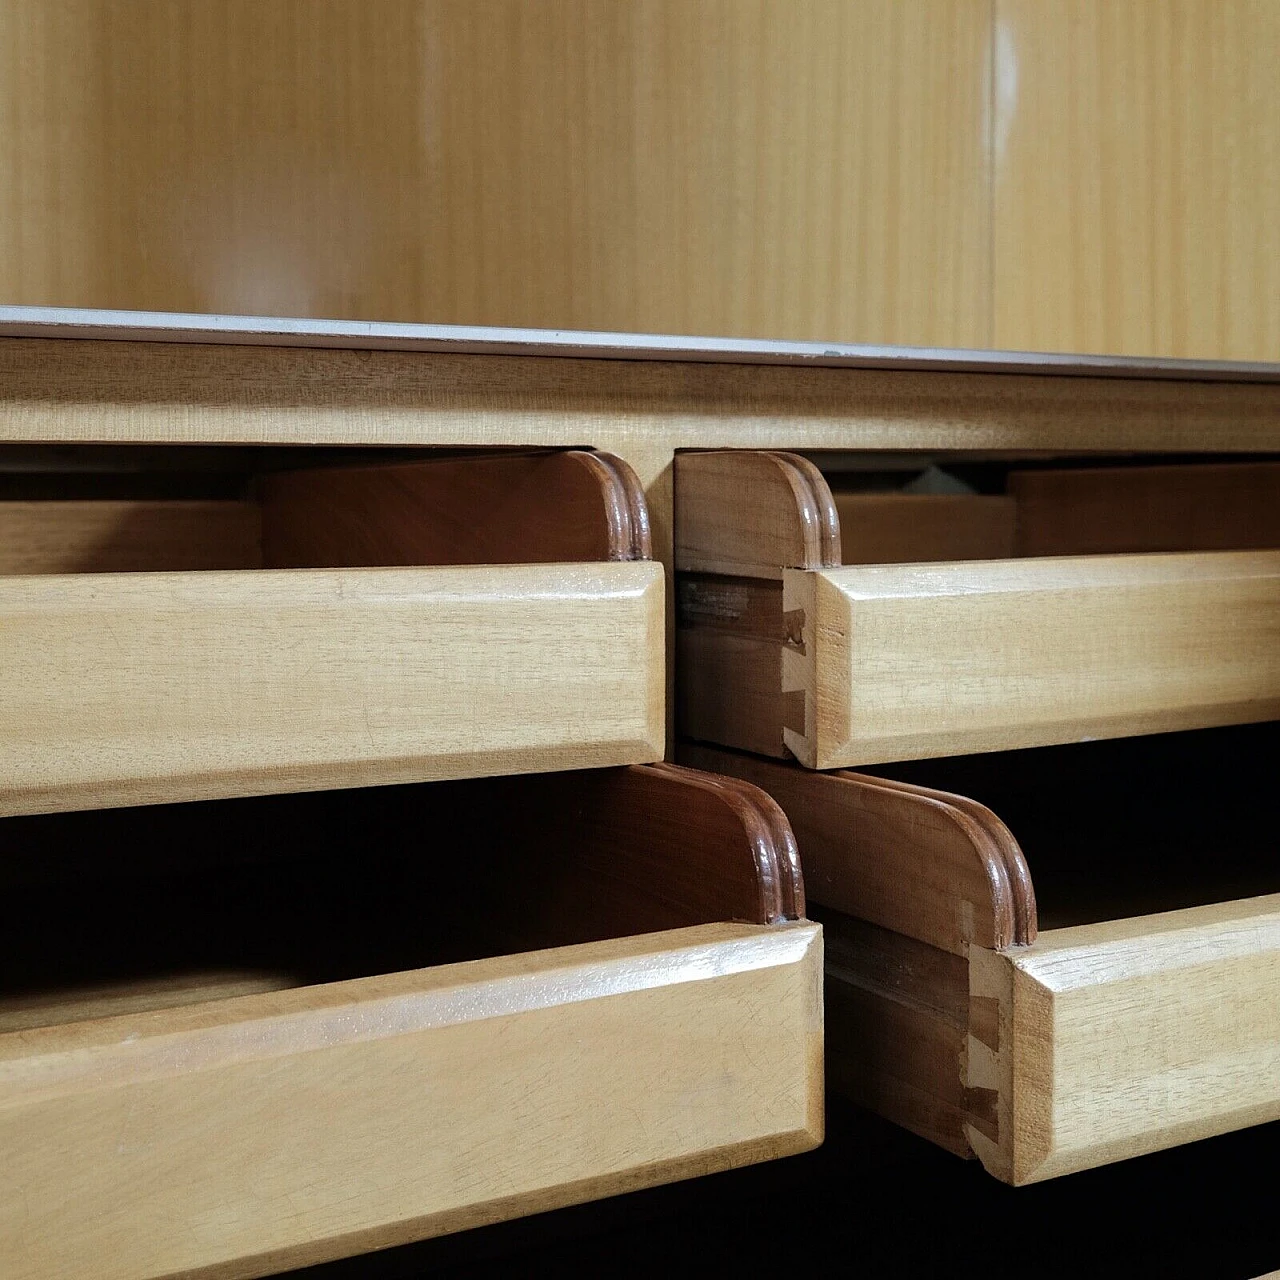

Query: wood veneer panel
left=1010, top=461, right=1280, bottom=556
left=835, top=493, right=1016, bottom=564
left=678, top=744, right=1029, bottom=953
left=993, top=0, right=1280, bottom=360
left=0, top=1, right=990, bottom=347
left=260, top=450, right=650, bottom=568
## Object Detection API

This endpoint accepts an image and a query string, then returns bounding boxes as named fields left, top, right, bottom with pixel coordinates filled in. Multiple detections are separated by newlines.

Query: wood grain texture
left=0, top=561, right=664, bottom=815
left=785, top=551, right=1280, bottom=767
left=679, top=747, right=1026, bottom=1159
left=678, top=744, right=1033, bottom=953
left=675, top=451, right=838, bottom=578
left=0, top=763, right=816, bottom=1274
left=993, top=0, right=1280, bottom=360
left=431, top=762, right=806, bottom=940
left=972, top=895, right=1280, bottom=1184
left=0, top=760, right=808, bottom=1002
left=5, top=4, right=1279, bottom=358
left=2, top=336, right=1278, bottom=459
left=0, top=0, right=990, bottom=347
left=0, top=921, right=823, bottom=1280
left=260, top=450, right=651, bottom=567
left=0, top=499, right=261, bottom=573
left=695, top=726, right=1280, bottom=1181
left=1010, top=462, right=1280, bottom=556
left=676, top=578, right=799, bottom=759
left=822, top=908, right=993, bottom=1159
left=0, top=972, right=297, bottom=1034
left=835, top=493, right=1016, bottom=564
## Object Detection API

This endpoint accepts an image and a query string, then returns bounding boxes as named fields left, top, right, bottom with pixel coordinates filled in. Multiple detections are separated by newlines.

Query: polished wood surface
left=1010, top=462, right=1280, bottom=556
left=0, top=762, right=820, bottom=1277
left=0, top=452, right=650, bottom=575
left=0, top=922, right=822, bottom=1280
left=977, top=895, right=1280, bottom=1184
left=674, top=451, right=838, bottom=578
left=260, top=450, right=652, bottom=567
left=0, top=499, right=261, bottom=573
left=0, top=761, right=807, bottom=982
left=0, top=560, right=664, bottom=815
left=787, top=552, right=1280, bottom=766
left=3, top=4, right=1278, bottom=358
left=0, top=449, right=664, bottom=813
left=420, top=763, right=806, bottom=940
left=993, top=0, right=1280, bottom=360
left=677, top=452, right=1280, bottom=764
left=835, top=493, right=1017, bottom=564
left=699, top=726, right=1280, bottom=1182
left=679, top=743, right=1034, bottom=1160
left=678, top=744, right=1033, bottom=954
left=0, top=1, right=990, bottom=348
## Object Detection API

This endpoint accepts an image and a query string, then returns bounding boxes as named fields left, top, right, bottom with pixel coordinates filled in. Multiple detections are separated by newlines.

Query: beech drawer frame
left=0, top=451, right=665, bottom=816
left=675, top=451, right=1280, bottom=766
left=685, top=744, right=1280, bottom=1185
left=0, top=762, right=821, bottom=1278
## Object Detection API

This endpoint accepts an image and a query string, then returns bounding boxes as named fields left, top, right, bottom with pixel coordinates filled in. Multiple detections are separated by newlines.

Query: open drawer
left=675, top=451, right=1280, bottom=766
left=684, top=726, right=1280, bottom=1184
left=0, top=450, right=663, bottom=816
left=0, top=763, right=819, bottom=1279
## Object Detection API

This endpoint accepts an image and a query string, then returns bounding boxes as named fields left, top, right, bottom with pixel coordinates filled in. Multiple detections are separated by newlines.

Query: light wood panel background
left=993, top=0, right=1280, bottom=359
left=1, top=1, right=1277, bottom=358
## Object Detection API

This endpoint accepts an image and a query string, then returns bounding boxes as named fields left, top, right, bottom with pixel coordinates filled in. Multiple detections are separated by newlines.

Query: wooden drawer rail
left=683, top=731, right=1280, bottom=1185
left=0, top=762, right=819, bottom=1280
left=0, top=450, right=663, bottom=816
left=676, top=451, right=1280, bottom=765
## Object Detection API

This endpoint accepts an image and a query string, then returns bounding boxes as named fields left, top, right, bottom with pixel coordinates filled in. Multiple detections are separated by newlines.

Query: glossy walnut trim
left=436, top=762, right=806, bottom=941
left=679, top=744, right=1032, bottom=954
left=260, top=448, right=652, bottom=569
left=675, top=449, right=839, bottom=578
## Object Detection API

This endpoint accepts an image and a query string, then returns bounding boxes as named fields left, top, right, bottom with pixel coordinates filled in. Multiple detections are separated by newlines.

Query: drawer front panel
left=0, top=560, right=664, bottom=815
left=787, top=551, right=1280, bottom=766
left=0, top=923, right=822, bottom=1280
left=989, top=896, right=1280, bottom=1184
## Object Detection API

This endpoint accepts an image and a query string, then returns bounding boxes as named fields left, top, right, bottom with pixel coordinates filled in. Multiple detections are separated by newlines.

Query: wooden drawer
left=0, top=450, right=663, bottom=816
left=0, top=763, right=819, bottom=1279
left=685, top=726, right=1279, bottom=1184
left=676, top=452, right=1280, bottom=765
